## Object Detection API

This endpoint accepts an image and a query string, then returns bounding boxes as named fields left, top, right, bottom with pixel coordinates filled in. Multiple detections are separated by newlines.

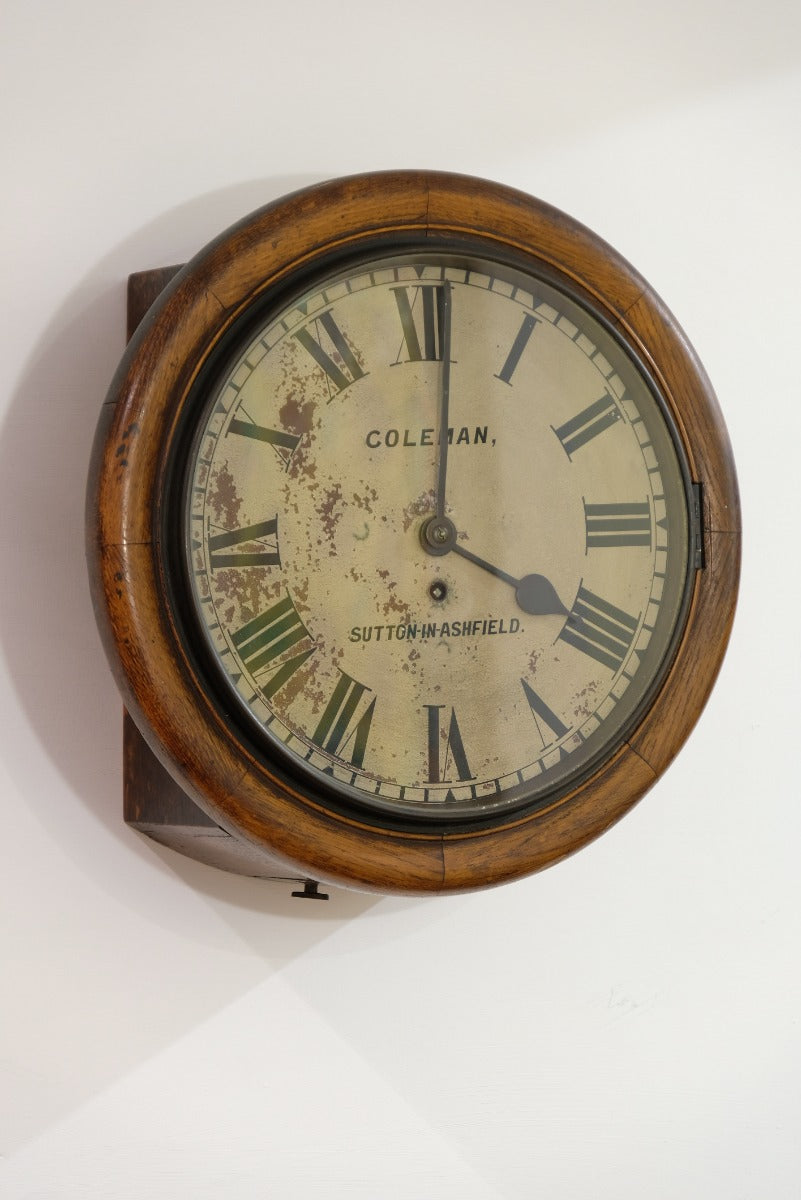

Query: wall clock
left=87, top=171, right=740, bottom=894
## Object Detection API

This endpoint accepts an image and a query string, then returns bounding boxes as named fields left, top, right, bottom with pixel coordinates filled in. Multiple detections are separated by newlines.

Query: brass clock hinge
left=691, top=483, right=705, bottom=570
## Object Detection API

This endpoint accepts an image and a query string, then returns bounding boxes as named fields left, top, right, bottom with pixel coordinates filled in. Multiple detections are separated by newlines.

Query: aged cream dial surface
left=182, top=249, right=691, bottom=825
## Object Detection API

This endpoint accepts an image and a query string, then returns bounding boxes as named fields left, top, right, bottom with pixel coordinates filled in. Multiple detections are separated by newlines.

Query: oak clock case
left=87, top=172, right=740, bottom=895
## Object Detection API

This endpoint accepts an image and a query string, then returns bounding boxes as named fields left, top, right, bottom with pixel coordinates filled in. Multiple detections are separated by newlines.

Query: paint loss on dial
left=183, top=252, right=690, bottom=819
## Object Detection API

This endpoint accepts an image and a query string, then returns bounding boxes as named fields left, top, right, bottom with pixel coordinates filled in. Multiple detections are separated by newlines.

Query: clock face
left=179, top=246, right=692, bottom=826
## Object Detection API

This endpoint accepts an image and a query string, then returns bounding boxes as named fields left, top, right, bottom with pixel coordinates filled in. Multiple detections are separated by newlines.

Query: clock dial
left=182, top=249, right=691, bottom=824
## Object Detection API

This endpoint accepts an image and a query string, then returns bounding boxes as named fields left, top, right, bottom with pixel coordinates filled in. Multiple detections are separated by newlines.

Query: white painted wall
left=1, top=2, right=799, bottom=1196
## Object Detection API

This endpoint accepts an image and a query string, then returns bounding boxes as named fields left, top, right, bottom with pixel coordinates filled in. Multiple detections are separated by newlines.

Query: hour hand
left=511, top=572, right=568, bottom=617
left=420, top=518, right=567, bottom=616
left=452, top=543, right=568, bottom=615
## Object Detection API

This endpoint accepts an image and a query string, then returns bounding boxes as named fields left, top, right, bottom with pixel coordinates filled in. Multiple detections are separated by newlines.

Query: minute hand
left=435, top=281, right=453, bottom=521
left=450, top=543, right=568, bottom=616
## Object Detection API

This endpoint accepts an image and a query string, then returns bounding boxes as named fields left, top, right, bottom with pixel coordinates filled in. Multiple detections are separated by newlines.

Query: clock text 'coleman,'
left=365, top=425, right=492, bottom=448
left=349, top=617, right=521, bottom=643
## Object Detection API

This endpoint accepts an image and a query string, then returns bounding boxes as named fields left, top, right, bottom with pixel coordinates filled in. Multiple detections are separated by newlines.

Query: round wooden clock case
left=87, top=171, right=740, bottom=894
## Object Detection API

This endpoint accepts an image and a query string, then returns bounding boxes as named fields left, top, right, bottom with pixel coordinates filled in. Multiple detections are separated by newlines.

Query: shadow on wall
left=0, top=173, right=388, bottom=924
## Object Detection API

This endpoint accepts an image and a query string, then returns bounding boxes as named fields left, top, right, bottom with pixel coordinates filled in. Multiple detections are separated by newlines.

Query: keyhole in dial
left=429, top=580, right=448, bottom=602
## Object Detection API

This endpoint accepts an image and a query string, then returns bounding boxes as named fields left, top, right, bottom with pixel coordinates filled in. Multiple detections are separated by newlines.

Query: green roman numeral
left=584, top=501, right=652, bottom=549
left=495, top=313, right=539, bottom=385
left=554, top=395, right=621, bottom=457
left=312, top=671, right=376, bottom=768
left=425, top=704, right=474, bottom=783
left=209, top=517, right=280, bottom=569
left=521, top=679, right=569, bottom=748
left=390, top=284, right=444, bottom=363
left=294, top=310, right=366, bottom=396
left=559, top=586, right=639, bottom=672
left=231, top=592, right=315, bottom=698
left=228, top=417, right=301, bottom=469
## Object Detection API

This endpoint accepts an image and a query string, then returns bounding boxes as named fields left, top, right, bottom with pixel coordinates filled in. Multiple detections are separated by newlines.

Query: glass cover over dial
left=181, top=249, right=691, bottom=825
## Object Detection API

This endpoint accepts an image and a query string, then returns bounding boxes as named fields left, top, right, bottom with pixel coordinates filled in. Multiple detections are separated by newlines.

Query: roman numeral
left=231, top=592, right=315, bottom=698
left=559, top=586, right=639, bottom=672
left=228, top=417, right=301, bottom=469
left=584, top=501, right=652, bottom=549
left=554, top=394, right=621, bottom=458
left=521, top=679, right=568, bottom=748
left=313, top=671, right=376, bottom=768
left=425, top=705, right=474, bottom=783
left=390, top=285, right=445, bottom=363
left=208, top=516, right=280, bottom=569
left=495, top=313, right=539, bottom=384
left=294, top=310, right=366, bottom=396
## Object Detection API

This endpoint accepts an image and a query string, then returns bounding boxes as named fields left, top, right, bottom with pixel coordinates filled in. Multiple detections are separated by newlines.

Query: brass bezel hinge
left=691, top=482, right=705, bottom=570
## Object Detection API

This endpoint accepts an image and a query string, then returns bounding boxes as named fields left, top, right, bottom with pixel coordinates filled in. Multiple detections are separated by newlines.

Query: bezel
left=87, top=171, right=740, bottom=893
left=164, top=240, right=696, bottom=834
